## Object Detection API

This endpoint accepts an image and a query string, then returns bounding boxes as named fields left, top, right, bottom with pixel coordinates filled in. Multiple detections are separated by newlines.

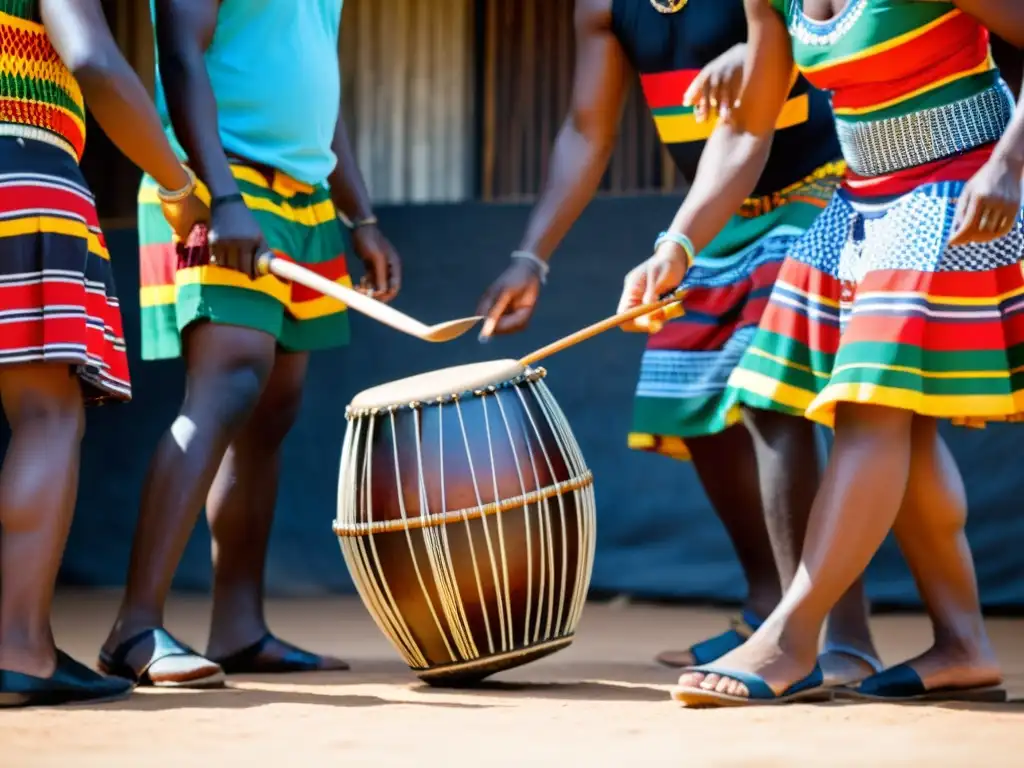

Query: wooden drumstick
left=256, top=253, right=483, bottom=343
left=517, top=289, right=685, bottom=367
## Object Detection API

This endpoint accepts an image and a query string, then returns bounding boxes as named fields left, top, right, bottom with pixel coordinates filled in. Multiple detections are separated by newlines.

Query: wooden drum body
left=335, top=360, right=596, bottom=687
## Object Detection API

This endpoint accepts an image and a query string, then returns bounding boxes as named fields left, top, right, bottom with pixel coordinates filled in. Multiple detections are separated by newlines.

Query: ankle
left=106, top=608, right=164, bottom=648
left=0, top=642, right=57, bottom=677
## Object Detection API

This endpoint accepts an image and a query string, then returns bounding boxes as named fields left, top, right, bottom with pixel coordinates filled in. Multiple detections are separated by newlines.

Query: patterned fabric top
left=611, top=0, right=840, bottom=198
left=0, top=4, right=87, bottom=160
left=776, top=2, right=1000, bottom=124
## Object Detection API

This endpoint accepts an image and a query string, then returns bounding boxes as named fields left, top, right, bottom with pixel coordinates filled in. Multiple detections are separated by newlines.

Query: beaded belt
left=0, top=123, right=77, bottom=159
left=835, top=84, right=1014, bottom=178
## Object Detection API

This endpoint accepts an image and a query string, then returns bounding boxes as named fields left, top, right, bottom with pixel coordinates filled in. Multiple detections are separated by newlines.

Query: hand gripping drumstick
left=256, top=253, right=484, bottom=343
left=517, top=289, right=686, bottom=367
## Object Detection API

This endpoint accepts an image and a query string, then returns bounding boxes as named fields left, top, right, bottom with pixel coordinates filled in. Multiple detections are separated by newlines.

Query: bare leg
left=0, top=365, right=83, bottom=678
left=204, top=351, right=346, bottom=670
left=101, top=323, right=276, bottom=672
left=678, top=403, right=913, bottom=697
left=742, top=406, right=879, bottom=685
left=688, top=425, right=782, bottom=620
left=885, top=417, right=999, bottom=690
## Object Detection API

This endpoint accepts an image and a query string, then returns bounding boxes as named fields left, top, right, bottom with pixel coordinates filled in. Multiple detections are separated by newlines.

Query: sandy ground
left=2, top=591, right=1022, bottom=767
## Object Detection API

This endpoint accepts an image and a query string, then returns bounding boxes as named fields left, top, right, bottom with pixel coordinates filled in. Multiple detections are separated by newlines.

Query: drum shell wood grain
left=337, top=377, right=595, bottom=685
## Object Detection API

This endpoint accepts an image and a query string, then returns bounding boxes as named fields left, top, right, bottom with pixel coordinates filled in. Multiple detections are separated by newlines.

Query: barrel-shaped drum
left=335, top=360, right=596, bottom=686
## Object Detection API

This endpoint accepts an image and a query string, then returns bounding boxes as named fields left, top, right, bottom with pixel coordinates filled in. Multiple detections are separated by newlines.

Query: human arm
left=476, top=0, right=630, bottom=338
left=617, top=0, right=795, bottom=317
left=153, top=0, right=265, bottom=274
left=327, top=34, right=401, bottom=302
left=40, top=0, right=204, bottom=238
left=947, top=2, right=1024, bottom=244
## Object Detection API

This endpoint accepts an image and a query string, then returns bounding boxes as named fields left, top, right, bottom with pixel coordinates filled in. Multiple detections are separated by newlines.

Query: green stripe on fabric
left=0, top=72, right=85, bottom=122
left=650, top=105, right=696, bottom=118
left=828, top=361, right=1023, bottom=397
left=836, top=71, right=999, bottom=124
left=702, top=198, right=824, bottom=259
left=137, top=197, right=174, bottom=248
left=0, top=0, right=38, bottom=21
left=279, top=311, right=351, bottom=352
left=837, top=340, right=1024, bottom=377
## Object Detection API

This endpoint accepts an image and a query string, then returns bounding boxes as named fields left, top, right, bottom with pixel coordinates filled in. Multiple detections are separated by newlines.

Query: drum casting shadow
left=335, top=360, right=597, bottom=688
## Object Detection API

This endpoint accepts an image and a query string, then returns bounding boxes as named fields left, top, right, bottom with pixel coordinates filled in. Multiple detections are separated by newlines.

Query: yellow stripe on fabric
left=729, top=368, right=818, bottom=413
left=0, top=10, right=43, bottom=33
left=746, top=348, right=831, bottom=379
left=655, top=94, right=809, bottom=143
left=0, top=216, right=108, bottom=259
left=832, top=54, right=995, bottom=116
left=138, top=186, right=334, bottom=227
left=139, top=266, right=353, bottom=321
left=799, top=9, right=962, bottom=74
left=806, top=381, right=1024, bottom=426
left=830, top=361, right=1023, bottom=381
left=855, top=283, right=1024, bottom=307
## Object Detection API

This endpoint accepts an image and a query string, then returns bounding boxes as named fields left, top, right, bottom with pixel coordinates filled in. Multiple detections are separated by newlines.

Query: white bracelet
left=511, top=250, right=549, bottom=284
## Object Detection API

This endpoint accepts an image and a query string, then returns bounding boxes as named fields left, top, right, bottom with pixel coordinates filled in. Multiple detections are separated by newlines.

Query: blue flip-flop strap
left=689, top=663, right=824, bottom=700
left=856, top=663, right=925, bottom=697
left=689, top=611, right=765, bottom=665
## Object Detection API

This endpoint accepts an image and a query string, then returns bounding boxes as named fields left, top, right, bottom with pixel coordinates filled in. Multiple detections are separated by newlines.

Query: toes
left=699, top=673, right=722, bottom=690
left=677, top=671, right=708, bottom=688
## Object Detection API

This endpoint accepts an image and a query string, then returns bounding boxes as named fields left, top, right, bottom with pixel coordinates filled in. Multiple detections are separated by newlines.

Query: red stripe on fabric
left=139, top=243, right=181, bottom=288
left=844, top=145, right=993, bottom=196
left=274, top=252, right=350, bottom=303
left=0, top=99, right=84, bottom=158
left=0, top=183, right=98, bottom=224
left=639, top=70, right=701, bottom=109
left=817, top=13, right=986, bottom=96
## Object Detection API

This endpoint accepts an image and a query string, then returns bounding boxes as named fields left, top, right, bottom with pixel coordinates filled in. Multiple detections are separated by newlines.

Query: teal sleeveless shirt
left=151, top=0, right=343, bottom=185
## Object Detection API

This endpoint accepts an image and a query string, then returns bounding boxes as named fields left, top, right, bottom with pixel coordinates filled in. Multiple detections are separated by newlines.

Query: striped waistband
left=0, top=123, right=77, bottom=159
left=836, top=84, right=1014, bottom=178
left=225, top=154, right=317, bottom=198
left=739, top=160, right=846, bottom=218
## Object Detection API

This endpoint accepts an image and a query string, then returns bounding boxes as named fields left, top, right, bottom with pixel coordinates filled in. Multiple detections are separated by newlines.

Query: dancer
left=99, top=0, right=401, bottom=687
left=476, top=0, right=879, bottom=684
left=0, top=0, right=204, bottom=706
left=620, top=0, right=1023, bottom=706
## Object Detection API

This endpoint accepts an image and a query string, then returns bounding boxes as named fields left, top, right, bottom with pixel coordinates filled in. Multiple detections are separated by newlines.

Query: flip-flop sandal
left=210, top=632, right=349, bottom=675
left=1, top=650, right=134, bottom=709
left=834, top=663, right=1007, bottom=703
left=98, top=628, right=225, bottom=689
left=671, top=662, right=832, bottom=708
left=655, top=609, right=763, bottom=668
left=819, top=642, right=884, bottom=688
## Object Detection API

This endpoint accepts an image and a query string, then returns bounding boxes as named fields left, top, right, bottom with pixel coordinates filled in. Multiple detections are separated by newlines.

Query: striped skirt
left=628, top=163, right=843, bottom=460
left=729, top=168, right=1024, bottom=427
left=0, top=135, right=129, bottom=402
left=138, top=161, right=352, bottom=360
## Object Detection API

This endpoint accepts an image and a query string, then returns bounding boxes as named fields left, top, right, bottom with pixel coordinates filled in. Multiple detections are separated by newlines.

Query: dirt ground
left=3, top=591, right=1022, bottom=767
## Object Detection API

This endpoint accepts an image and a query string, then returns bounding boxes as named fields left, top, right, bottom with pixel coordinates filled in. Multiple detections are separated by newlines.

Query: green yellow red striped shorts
left=137, top=162, right=352, bottom=360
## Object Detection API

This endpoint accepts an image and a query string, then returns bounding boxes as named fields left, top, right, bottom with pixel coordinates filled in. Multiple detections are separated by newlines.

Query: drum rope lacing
left=336, top=374, right=596, bottom=671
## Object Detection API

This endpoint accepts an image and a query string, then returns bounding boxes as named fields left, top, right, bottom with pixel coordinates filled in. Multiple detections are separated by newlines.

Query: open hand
left=948, top=155, right=1022, bottom=247
left=683, top=43, right=746, bottom=124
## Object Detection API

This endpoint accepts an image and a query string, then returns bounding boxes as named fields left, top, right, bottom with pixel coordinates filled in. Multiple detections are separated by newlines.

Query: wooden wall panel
left=477, top=0, right=682, bottom=202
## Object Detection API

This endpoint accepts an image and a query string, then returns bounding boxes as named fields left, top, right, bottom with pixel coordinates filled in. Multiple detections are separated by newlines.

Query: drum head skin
left=350, top=359, right=527, bottom=410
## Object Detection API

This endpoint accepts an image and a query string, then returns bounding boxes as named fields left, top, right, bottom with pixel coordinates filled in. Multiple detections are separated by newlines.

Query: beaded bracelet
left=157, top=165, right=198, bottom=204
left=654, top=231, right=695, bottom=269
left=511, top=250, right=549, bottom=285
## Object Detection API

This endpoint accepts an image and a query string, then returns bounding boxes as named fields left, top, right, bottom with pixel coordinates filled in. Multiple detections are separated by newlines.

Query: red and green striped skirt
left=138, top=162, right=352, bottom=360
left=629, top=163, right=843, bottom=460
left=0, top=135, right=129, bottom=403
left=728, top=150, right=1024, bottom=427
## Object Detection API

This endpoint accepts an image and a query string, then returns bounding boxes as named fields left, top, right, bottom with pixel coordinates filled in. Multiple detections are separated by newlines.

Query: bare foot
left=0, top=643, right=57, bottom=678
left=674, top=634, right=819, bottom=700
left=818, top=647, right=882, bottom=687
left=887, top=642, right=1001, bottom=691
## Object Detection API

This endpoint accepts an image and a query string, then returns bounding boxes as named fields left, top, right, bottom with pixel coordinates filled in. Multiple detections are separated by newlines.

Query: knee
left=248, top=375, right=305, bottom=448
left=187, top=357, right=273, bottom=433
left=5, top=376, right=84, bottom=444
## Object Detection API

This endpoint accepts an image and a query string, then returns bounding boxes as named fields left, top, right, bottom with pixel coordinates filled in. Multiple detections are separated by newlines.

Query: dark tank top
left=611, top=0, right=841, bottom=197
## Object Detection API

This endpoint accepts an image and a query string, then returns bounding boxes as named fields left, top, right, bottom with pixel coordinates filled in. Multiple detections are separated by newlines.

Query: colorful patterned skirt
left=138, top=162, right=352, bottom=360
left=728, top=157, right=1024, bottom=427
left=628, top=162, right=843, bottom=460
left=0, top=135, right=130, bottom=403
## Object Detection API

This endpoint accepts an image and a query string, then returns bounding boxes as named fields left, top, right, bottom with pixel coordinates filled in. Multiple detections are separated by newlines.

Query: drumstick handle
left=517, top=290, right=685, bottom=367
left=256, top=253, right=431, bottom=334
